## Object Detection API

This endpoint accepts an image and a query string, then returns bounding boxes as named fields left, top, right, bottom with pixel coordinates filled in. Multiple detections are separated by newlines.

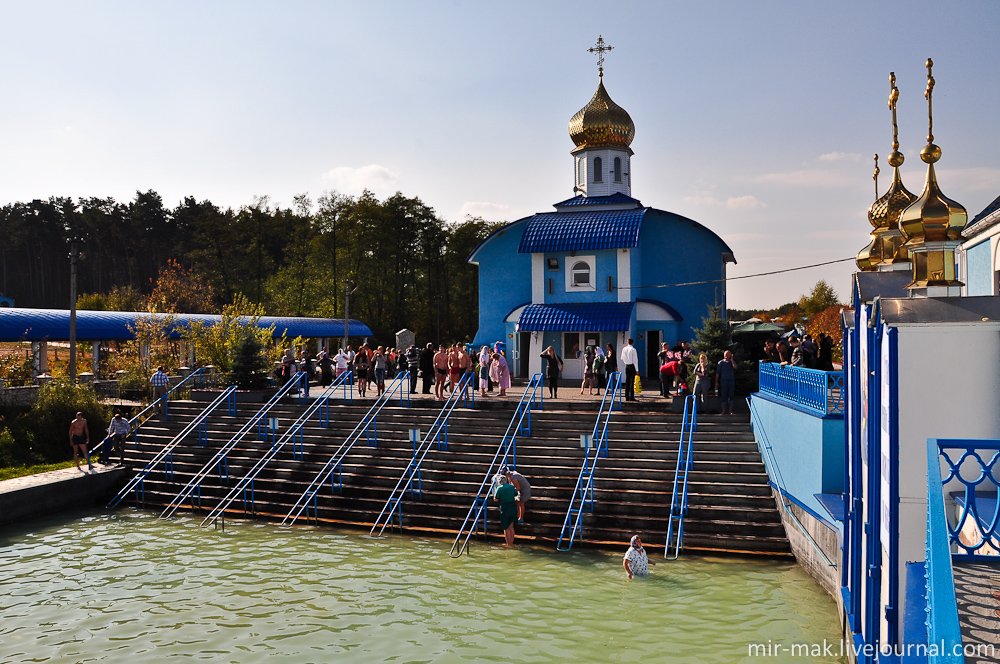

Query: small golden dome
left=898, top=163, right=967, bottom=244
left=868, top=168, right=916, bottom=230
left=569, top=79, right=635, bottom=153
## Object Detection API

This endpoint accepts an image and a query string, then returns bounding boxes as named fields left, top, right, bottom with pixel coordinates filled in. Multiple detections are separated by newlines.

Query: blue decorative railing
left=281, top=372, right=411, bottom=527
left=757, top=362, right=844, bottom=416
left=159, top=372, right=307, bottom=519
left=88, top=367, right=207, bottom=465
left=934, top=439, right=1000, bottom=559
left=556, top=371, right=622, bottom=551
left=107, top=385, right=238, bottom=509
left=665, top=394, right=698, bottom=559
left=925, top=438, right=966, bottom=663
left=370, top=372, right=476, bottom=537
left=449, top=373, right=544, bottom=557
left=201, top=372, right=354, bottom=529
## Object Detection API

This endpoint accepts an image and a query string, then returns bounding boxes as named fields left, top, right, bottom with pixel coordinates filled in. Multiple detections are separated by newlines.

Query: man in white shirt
left=620, top=338, right=639, bottom=401
left=334, top=349, right=350, bottom=377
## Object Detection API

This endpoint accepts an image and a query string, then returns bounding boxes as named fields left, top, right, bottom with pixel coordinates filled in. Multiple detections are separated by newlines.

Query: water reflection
left=0, top=509, right=845, bottom=663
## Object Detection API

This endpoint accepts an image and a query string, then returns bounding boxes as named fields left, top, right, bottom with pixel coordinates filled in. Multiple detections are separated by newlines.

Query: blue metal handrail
left=748, top=396, right=835, bottom=567
left=281, top=371, right=411, bottom=527
left=159, top=372, right=307, bottom=519
left=370, top=372, right=476, bottom=537
left=665, top=395, right=698, bottom=558
left=88, top=367, right=206, bottom=465
left=757, top=362, right=844, bottom=416
left=448, top=373, right=544, bottom=557
left=925, top=438, right=966, bottom=662
left=107, top=385, right=238, bottom=509
left=200, top=372, right=354, bottom=529
left=934, top=438, right=1000, bottom=558
left=556, top=371, right=622, bottom=551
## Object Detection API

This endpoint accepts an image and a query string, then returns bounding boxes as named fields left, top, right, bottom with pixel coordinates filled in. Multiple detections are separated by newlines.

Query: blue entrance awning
left=517, top=302, right=634, bottom=332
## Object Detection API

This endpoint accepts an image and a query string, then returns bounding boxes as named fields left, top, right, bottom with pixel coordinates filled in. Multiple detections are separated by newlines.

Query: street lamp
left=68, top=240, right=86, bottom=384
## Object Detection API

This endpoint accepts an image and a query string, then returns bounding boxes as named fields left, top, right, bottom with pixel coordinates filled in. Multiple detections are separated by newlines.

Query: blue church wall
left=965, top=239, right=992, bottom=296
left=635, top=209, right=730, bottom=342
left=468, top=219, right=532, bottom=346
left=749, top=394, right=845, bottom=519
left=543, top=249, right=619, bottom=304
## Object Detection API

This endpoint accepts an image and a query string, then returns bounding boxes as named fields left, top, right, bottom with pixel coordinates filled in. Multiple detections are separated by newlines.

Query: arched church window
left=577, top=158, right=585, bottom=185
left=614, top=157, right=622, bottom=183
left=594, top=157, right=603, bottom=182
left=572, top=261, right=591, bottom=287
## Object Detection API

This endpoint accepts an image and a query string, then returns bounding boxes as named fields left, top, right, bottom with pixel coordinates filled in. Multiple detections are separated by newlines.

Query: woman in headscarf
left=623, top=535, right=655, bottom=579
left=489, top=350, right=509, bottom=397
left=478, top=346, right=492, bottom=398
left=492, top=474, right=518, bottom=546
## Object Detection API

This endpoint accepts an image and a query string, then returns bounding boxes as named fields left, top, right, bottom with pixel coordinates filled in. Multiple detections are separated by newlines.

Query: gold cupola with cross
left=857, top=73, right=917, bottom=272
left=569, top=36, right=635, bottom=198
left=898, top=59, right=967, bottom=296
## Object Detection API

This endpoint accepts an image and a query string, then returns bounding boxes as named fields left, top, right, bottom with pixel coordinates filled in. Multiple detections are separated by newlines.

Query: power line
left=618, top=257, right=856, bottom=290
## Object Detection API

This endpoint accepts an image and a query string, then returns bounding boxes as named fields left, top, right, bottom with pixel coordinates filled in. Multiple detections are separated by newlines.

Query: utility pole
left=343, top=281, right=358, bottom=352
left=68, top=241, right=84, bottom=384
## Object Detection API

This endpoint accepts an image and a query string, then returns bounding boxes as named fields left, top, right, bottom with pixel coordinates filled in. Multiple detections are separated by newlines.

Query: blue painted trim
left=925, top=439, right=966, bottom=663
left=751, top=391, right=845, bottom=420
left=886, top=325, right=901, bottom=646
left=815, top=493, right=846, bottom=522
left=768, top=481, right=839, bottom=531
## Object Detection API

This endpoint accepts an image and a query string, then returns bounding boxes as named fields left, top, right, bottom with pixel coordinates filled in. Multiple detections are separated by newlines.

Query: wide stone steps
left=117, top=397, right=789, bottom=555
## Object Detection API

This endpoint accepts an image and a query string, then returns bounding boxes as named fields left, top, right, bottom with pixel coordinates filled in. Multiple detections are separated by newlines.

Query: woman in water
left=623, top=535, right=655, bottom=579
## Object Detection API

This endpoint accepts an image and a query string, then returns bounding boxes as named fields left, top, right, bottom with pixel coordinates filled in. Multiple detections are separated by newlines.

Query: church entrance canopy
left=0, top=308, right=374, bottom=342
left=516, top=302, right=634, bottom=331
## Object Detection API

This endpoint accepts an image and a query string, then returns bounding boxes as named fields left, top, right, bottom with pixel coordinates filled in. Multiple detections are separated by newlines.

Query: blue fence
left=925, top=439, right=966, bottom=663
left=757, top=362, right=844, bottom=416
left=934, top=439, right=1000, bottom=559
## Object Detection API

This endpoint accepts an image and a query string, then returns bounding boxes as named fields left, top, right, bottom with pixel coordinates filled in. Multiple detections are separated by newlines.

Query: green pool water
left=0, top=509, right=845, bottom=663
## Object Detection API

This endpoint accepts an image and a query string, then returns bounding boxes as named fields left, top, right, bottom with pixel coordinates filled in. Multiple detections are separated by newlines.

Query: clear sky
left=1, top=1, right=998, bottom=309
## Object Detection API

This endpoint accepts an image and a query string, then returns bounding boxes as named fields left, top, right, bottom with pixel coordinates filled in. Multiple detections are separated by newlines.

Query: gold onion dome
left=898, top=58, right=967, bottom=289
left=568, top=78, right=635, bottom=153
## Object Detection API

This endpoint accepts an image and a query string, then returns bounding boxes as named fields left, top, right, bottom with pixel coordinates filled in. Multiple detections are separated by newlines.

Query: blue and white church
left=468, top=55, right=735, bottom=380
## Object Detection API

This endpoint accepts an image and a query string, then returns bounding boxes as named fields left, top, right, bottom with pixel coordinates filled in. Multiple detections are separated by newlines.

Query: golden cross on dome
left=873, top=154, right=880, bottom=198
left=588, top=35, right=613, bottom=77
left=889, top=72, right=901, bottom=156
left=924, top=58, right=935, bottom=144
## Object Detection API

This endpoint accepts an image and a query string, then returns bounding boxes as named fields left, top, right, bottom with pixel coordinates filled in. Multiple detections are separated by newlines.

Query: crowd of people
left=760, top=331, right=835, bottom=371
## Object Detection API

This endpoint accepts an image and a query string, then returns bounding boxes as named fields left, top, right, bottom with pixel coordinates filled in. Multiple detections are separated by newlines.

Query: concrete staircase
left=117, top=395, right=789, bottom=555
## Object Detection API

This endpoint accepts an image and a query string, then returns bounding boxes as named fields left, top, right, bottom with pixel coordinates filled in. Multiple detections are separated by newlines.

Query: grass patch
left=0, top=461, right=78, bottom=482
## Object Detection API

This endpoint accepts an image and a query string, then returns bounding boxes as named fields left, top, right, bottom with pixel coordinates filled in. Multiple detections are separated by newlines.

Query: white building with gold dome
left=469, top=41, right=735, bottom=378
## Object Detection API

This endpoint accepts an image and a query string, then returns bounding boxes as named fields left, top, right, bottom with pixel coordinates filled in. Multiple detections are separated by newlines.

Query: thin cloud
left=819, top=151, right=862, bottom=162
left=460, top=201, right=518, bottom=220
left=935, top=167, right=1000, bottom=193
left=323, top=164, right=399, bottom=194
left=747, top=169, right=854, bottom=188
left=683, top=194, right=765, bottom=210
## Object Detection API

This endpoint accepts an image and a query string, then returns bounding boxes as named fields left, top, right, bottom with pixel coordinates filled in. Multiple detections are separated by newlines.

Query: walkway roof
left=0, top=308, right=373, bottom=342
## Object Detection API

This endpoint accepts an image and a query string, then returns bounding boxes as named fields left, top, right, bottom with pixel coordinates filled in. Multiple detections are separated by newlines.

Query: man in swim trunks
left=433, top=345, right=449, bottom=400
left=492, top=474, right=518, bottom=546
left=448, top=345, right=463, bottom=394
left=69, top=411, right=91, bottom=472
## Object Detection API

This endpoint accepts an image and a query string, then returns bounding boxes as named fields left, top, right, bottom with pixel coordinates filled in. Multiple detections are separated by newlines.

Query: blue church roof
left=970, top=193, right=1000, bottom=225
left=517, top=208, right=647, bottom=253
left=517, top=302, right=635, bottom=331
left=552, top=193, right=642, bottom=208
left=0, top=308, right=374, bottom=342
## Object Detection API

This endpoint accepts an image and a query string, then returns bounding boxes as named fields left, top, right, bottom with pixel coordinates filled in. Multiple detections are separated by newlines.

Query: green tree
left=229, top=334, right=270, bottom=390
left=798, top=280, right=840, bottom=319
